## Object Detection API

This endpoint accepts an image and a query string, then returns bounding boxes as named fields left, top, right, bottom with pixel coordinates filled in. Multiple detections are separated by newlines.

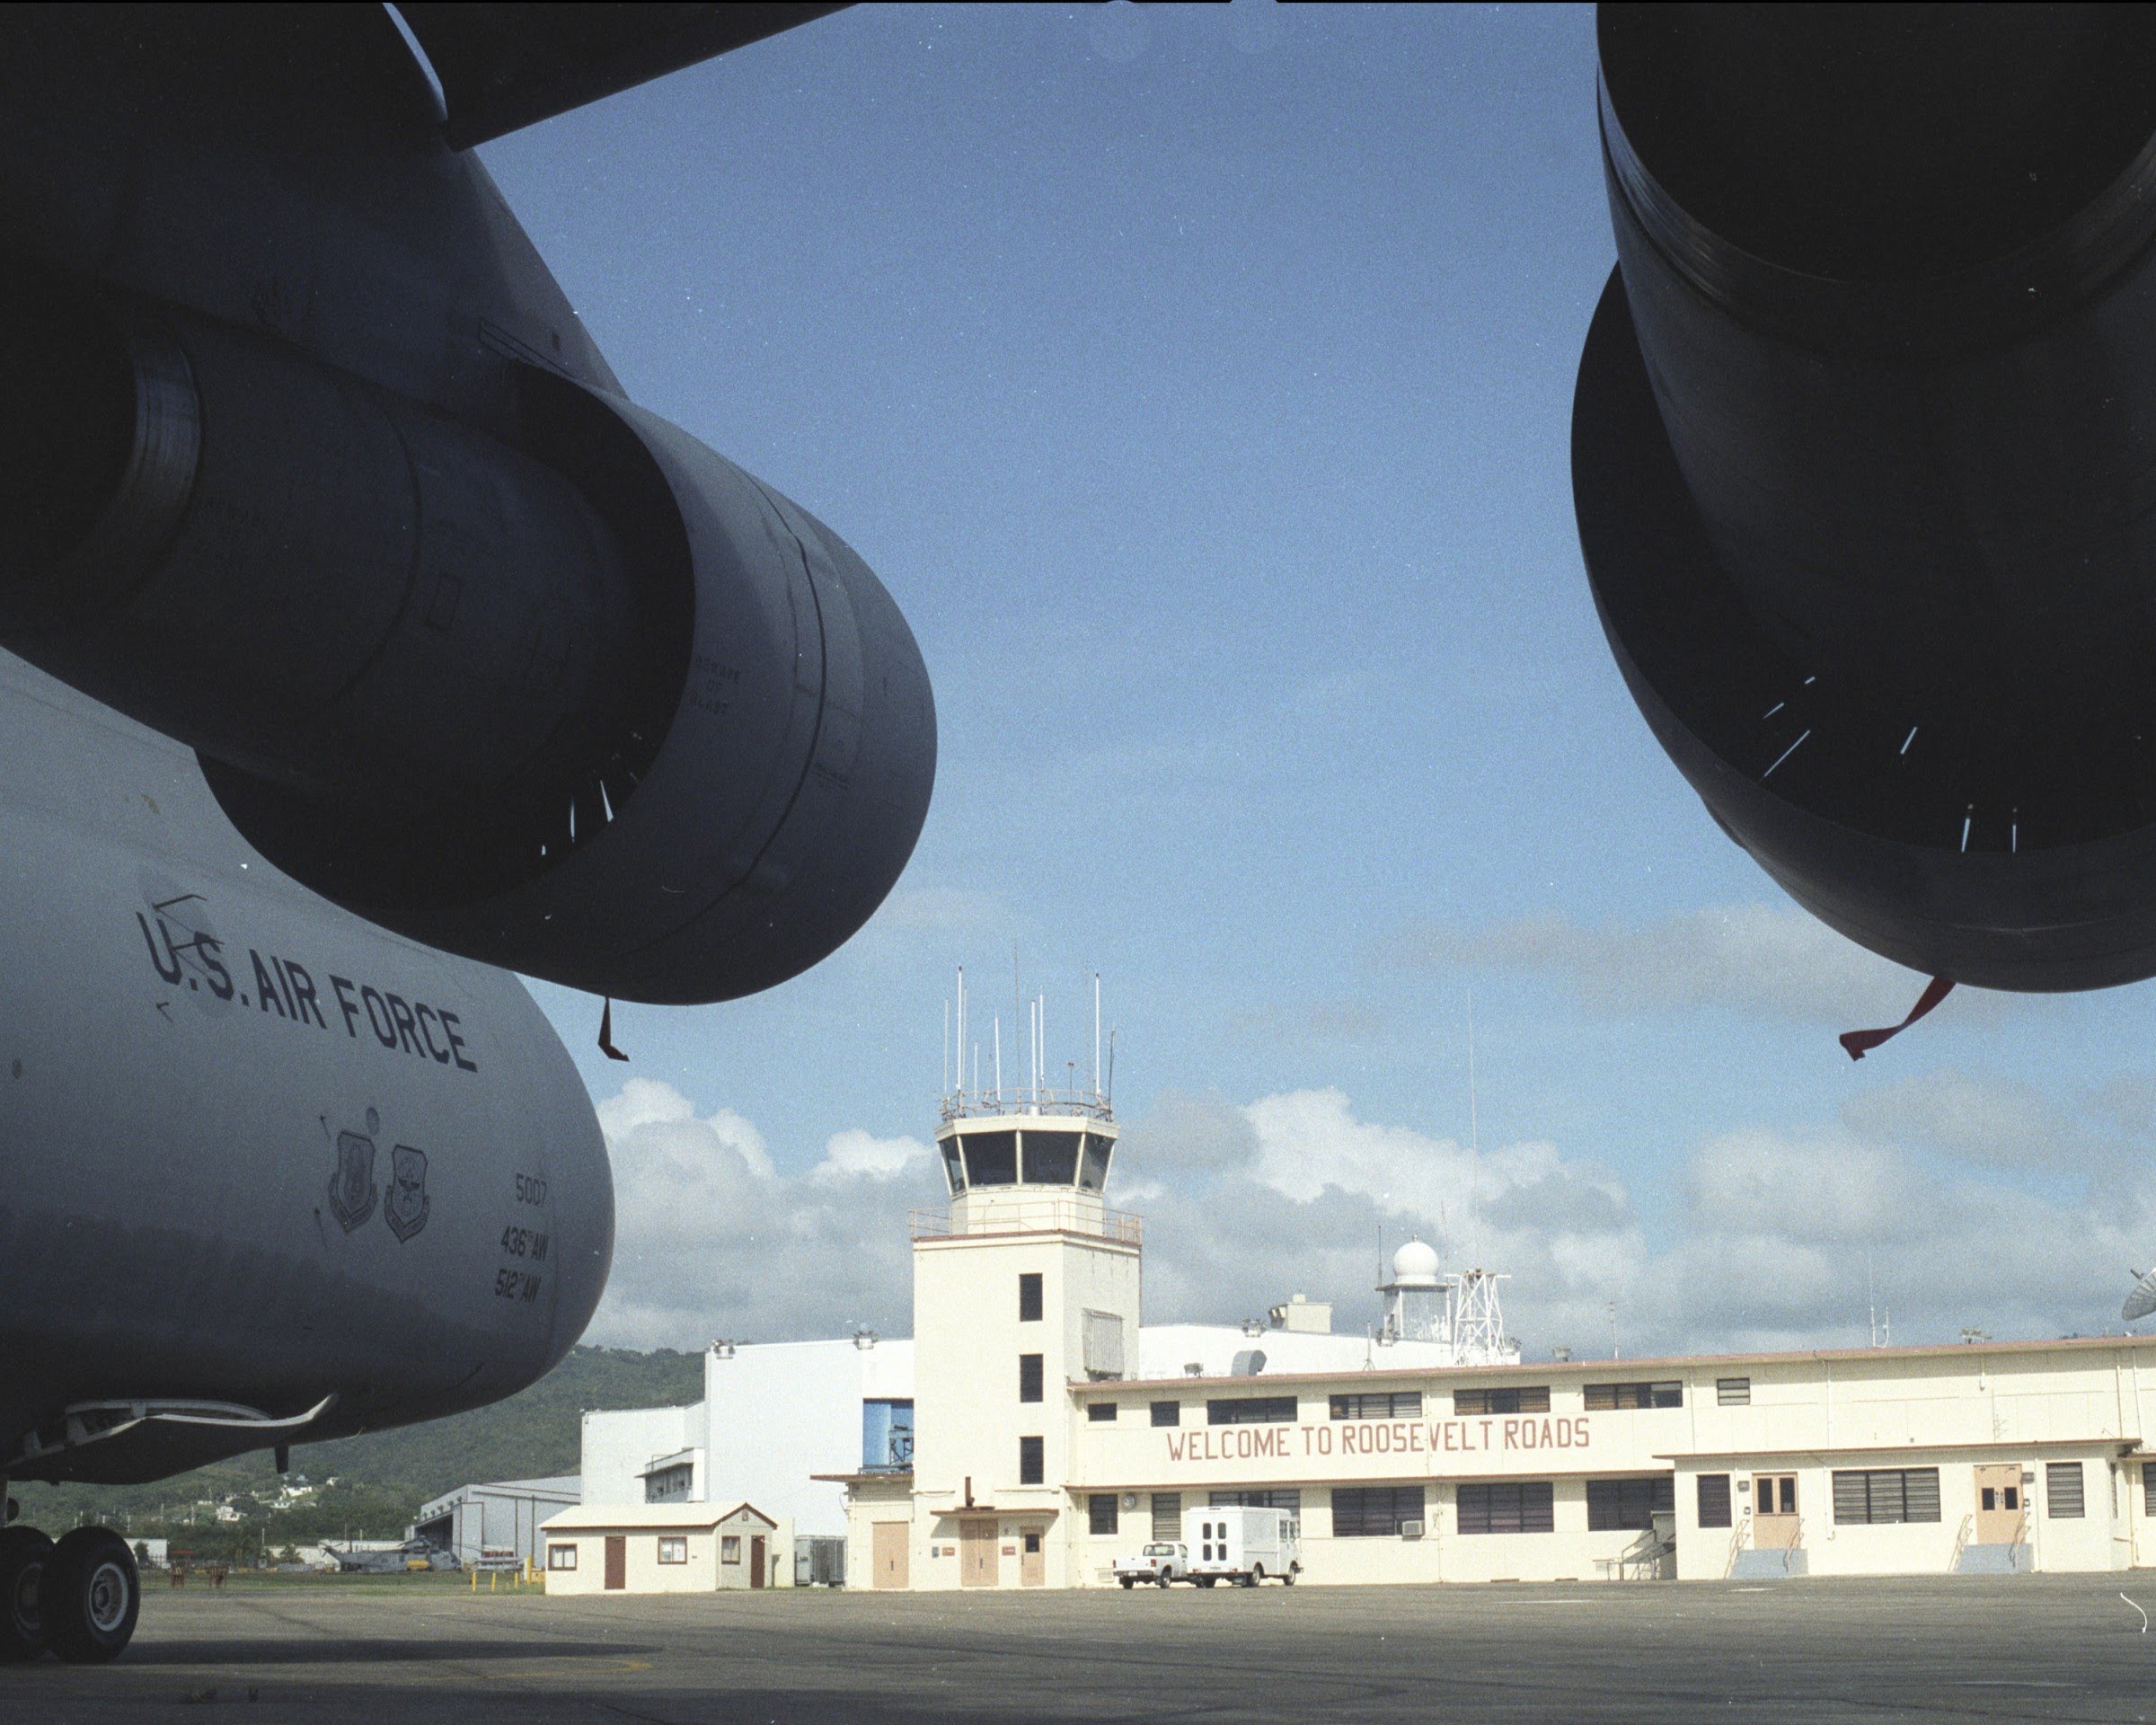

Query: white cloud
left=587, top=1080, right=938, bottom=1349
left=586, top=1075, right=2152, bottom=1367
left=1409, top=901, right=2011, bottom=1027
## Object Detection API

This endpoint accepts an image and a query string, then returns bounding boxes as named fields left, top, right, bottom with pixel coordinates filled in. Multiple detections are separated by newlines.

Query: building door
left=1021, top=1529, right=1045, bottom=1588
left=1974, top=1464, right=2024, bottom=1544
left=960, top=1520, right=997, bottom=1588
left=1754, top=1475, right=1800, bottom=1548
left=872, top=1522, right=909, bottom=1589
left=749, top=1535, right=767, bottom=1588
left=604, top=1535, right=626, bottom=1590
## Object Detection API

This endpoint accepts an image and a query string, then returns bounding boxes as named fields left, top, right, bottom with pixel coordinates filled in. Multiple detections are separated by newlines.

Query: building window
left=1151, top=1493, right=1182, bottom=1541
left=2143, top=1463, right=2156, bottom=1517
left=1078, top=1132, right=1114, bottom=1191
left=1332, top=1485, right=1424, bottom=1538
left=1207, top=1395, right=1297, bottom=1425
left=2048, top=1462, right=2086, bottom=1519
left=546, top=1544, right=577, bottom=1571
left=966, top=1130, right=1018, bottom=1185
left=657, top=1537, right=687, bottom=1565
left=1088, top=1402, right=1117, bottom=1422
left=1453, top=1385, right=1551, bottom=1415
left=1716, top=1377, right=1751, bottom=1406
left=1151, top=1401, right=1181, bottom=1428
left=1457, top=1481, right=1555, bottom=1535
left=1023, top=1130, right=1082, bottom=1184
left=721, top=1535, right=742, bottom=1563
left=1330, top=1391, right=1424, bottom=1420
left=940, top=1137, right=966, bottom=1195
left=1697, top=1474, right=1733, bottom=1529
left=1583, top=1381, right=1682, bottom=1411
left=1586, top=1477, right=1676, bottom=1531
left=1089, top=1494, right=1118, bottom=1536
left=1020, top=1353, right=1044, bottom=1403
left=644, top=1463, right=694, bottom=1503
left=1020, top=1435, right=1044, bottom=1484
left=1208, top=1490, right=1302, bottom=1512
left=1832, top=1468, right=1941, bottom=1525
left=1019, top=1272, right=1043, bottom=1323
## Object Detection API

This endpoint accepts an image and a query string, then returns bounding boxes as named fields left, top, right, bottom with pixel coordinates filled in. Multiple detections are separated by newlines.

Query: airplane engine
left=0, top=273, right=935, bottom=1004
left=1572, top=5, right=2156, bottom=989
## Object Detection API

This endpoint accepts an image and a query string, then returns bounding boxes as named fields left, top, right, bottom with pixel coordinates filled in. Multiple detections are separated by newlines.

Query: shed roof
left=541, top=1501, right=776, bottom=1533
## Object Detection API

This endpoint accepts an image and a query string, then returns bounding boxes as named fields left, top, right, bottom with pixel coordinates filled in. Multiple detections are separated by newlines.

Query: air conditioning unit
left=1400, top=1520, right=1426, bottom=1540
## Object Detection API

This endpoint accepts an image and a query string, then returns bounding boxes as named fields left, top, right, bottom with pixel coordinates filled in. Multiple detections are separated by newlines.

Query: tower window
left=965, top=1130, right=1017, bottom=1185
left=1020, top=1354, right=1044, bottom=1403
left=1078, top=1133, right=1114, bottom=1191
left=1020, top=1436, right=1044, bottom=1484
left=1023, top=1130, right=1082, bottom=1184
left=1020, top=1273, right=1043, bottom=1322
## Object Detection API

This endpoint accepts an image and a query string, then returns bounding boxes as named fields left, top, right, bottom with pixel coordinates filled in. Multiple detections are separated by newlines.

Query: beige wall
left=543, top=1514, right=792, bottom=1596
left=909, top=1194, right=1140, bottom=1593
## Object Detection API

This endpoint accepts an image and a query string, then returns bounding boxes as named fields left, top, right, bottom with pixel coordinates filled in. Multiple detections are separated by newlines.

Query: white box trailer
left=1182, top=1504, right=1300, bottom=1587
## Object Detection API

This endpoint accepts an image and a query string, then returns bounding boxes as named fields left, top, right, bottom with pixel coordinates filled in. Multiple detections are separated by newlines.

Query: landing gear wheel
left=0, top=1526, right=55, bottom=1662
left=46, top=1528, right=138, bottom=1664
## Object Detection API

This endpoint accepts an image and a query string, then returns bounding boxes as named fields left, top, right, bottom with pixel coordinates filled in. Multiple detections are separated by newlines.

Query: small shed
left=540, top=1501, right=790, bottom=1595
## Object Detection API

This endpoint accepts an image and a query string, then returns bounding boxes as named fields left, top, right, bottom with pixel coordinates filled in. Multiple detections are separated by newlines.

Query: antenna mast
left=1093, top=973, right=1102, bottom=1099
left=1466, top=992, right=1481, bottom=1268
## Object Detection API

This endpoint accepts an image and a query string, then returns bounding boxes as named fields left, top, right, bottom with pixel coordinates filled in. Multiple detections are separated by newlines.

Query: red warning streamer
left=1839, top=977, right=1954, bottom=1061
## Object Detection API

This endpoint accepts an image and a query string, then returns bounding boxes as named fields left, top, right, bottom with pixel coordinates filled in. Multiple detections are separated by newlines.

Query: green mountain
left=11, top=1346, right=702, bottom=1559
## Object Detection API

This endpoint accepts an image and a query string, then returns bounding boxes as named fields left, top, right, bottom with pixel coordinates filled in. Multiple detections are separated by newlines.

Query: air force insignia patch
left=385, top=1144, right=431, bottom=1243
left=330, top=1130, right=377, bottom=1232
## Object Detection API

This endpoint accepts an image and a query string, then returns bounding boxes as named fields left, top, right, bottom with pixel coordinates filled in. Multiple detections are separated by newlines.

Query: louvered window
left=1716, top=1377, right=1751, bottom=1406
left=2048, top=1461, right=2086, bottom=1518
left=1151, top=1493, right=1181, bottom=1542
left=1456, top=1481, right=1555, bottom=1535
left=1697, top=1473, right=1732, bottom=1529
left=1832, top=1467, right=1940, bottom=1524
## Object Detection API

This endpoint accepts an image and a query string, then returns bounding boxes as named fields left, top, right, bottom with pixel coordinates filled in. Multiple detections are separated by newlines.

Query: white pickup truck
left=1112, top=1541, right=1189, bottom=1588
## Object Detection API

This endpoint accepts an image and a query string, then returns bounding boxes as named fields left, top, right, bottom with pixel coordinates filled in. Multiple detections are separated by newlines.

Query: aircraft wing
left=396, top=3, right=849, bottom=148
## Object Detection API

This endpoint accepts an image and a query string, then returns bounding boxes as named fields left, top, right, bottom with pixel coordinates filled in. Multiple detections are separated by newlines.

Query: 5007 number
left=513, top=1174, right=548, bottom=1205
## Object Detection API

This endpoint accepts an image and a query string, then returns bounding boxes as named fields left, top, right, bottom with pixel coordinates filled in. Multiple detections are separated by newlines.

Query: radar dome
left=1391, top=1239, right=1441, bottom=1287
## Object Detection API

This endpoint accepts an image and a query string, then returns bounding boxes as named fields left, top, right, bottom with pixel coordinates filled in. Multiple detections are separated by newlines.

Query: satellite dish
left=2123, top=1268, right=2156, bottom=1322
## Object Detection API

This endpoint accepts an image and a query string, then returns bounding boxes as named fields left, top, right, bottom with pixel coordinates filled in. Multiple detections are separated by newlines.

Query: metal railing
left=1949, top=1513, right=1973, bottom=1574
left=940, top=1084, right=1113, bottom=1125
left=911, top=1200, right=1142, bottom=1246
left=1724, top=1511, right=1752, bottom=1579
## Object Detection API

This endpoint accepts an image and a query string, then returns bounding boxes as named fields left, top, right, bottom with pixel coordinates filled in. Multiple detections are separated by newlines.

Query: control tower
left=906, top=971, right=1139, bottom=1589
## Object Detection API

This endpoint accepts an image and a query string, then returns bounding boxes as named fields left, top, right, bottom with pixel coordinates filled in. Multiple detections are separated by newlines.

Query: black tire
left=1119, top=1577, right=1134, bottom=1588
left=1250, top=1565, right=1265, bottom=1586
left=46, top=1528, right=138, bottom=1665
left=1197, top=1575, right=1215, bottom=1588
left=1156, top=1571, right=1171, bottom=1588
left=0, top=1526, right=55, bottom=1662
left=1283, top=1567, right=1297, bottom=1587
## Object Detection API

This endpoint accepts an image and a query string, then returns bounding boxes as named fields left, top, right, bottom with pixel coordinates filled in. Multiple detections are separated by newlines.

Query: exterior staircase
left=1954, top=1544, right=2034, bottom=1575
left=1729, top=1547, right=1808, bottom=1579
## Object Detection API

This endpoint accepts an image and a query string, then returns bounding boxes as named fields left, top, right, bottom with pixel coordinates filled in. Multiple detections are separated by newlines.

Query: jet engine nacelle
left=1573, top=4, right=2156, bottom=991
left=0, top=274, right=935, bottom=1004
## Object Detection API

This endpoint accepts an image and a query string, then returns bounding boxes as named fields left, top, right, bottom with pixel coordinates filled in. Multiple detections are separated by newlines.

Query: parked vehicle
left=1183, top=1505, right=1300, bottom=1587
left=1113, top=1542, right=1188, bottom=1588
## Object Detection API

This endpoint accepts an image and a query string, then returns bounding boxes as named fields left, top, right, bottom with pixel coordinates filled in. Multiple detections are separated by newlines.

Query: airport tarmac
left=5, top=1571, right=2156, bottom=1723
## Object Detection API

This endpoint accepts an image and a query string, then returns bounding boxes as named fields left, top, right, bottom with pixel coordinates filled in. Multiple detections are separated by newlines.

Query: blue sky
left=482, top=4, right=2156, bottom=1356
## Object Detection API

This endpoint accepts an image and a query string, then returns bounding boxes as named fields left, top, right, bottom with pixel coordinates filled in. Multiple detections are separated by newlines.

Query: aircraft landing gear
left=0, top=1525, right=54, bottom=1662
left=0, top=1524, right=139, bottom=1663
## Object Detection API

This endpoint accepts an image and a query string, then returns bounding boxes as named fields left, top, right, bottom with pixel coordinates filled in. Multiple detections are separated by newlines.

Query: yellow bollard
left=470, top=1569, right=477, bottom=1593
